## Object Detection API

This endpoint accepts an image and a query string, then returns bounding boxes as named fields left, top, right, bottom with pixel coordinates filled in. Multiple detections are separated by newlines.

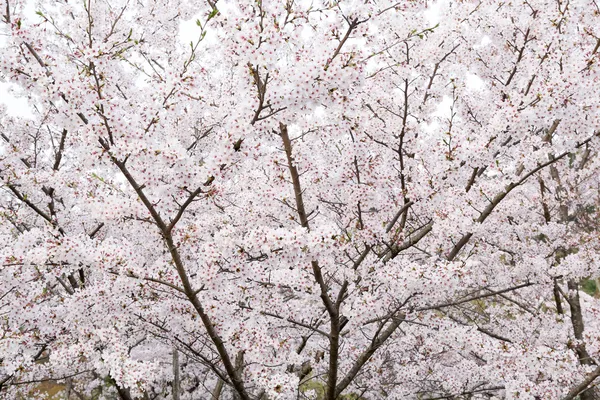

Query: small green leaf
left=582, top=279, right=598, bottom=297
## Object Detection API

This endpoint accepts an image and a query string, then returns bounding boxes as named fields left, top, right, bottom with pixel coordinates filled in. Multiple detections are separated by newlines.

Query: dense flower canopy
left=1, top=0, right=600, bottom=399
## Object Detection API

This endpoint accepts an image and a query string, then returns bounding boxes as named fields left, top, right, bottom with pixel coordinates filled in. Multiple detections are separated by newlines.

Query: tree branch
left=261, top=311, right=330, bottom=338
left=447, top=131, right=600, bottom=261
left=562, top=366, right=600, bottom=400
left=416, top=282, right=533, bottom=312
left=101, top=143, right=251, bottom=400
left=279, top=122, right=340, bottom=400
left=52, top=129, right=67, bottom=171
left=167, top=186, right=204, bottom=233
left=385, top=201, right=413, bottom=233
left=325, top=18, right=363, bottom=71
left=334, top=313, right=405, bottom=397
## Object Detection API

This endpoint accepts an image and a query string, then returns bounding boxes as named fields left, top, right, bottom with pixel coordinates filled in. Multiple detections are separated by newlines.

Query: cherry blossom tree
left=1, top=0, right=600, bottom=399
